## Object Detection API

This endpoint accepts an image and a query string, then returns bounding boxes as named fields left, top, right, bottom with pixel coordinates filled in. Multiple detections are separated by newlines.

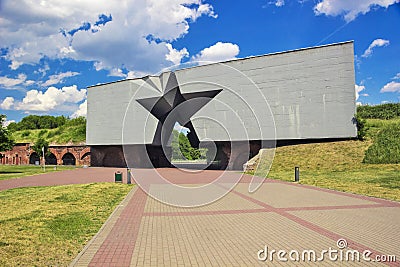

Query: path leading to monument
left=69, top=168, right=399, bottom=267
left=0, top=167, right=126, bottom=191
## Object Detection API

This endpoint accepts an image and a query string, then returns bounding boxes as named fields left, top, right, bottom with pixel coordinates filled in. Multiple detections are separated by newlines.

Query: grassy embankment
left=253, top=118, right=400, bottom=201
left=12, top=123, right=86, bottom=145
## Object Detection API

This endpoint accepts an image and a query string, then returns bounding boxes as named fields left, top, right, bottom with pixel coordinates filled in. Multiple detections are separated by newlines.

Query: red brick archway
left=49, top=145, right=90, bottom=166
left=1, top=144, right=90, bottom=166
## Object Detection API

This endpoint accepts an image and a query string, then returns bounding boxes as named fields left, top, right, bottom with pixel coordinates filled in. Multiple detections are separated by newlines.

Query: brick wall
left=0, top=144, right=91, bottom=166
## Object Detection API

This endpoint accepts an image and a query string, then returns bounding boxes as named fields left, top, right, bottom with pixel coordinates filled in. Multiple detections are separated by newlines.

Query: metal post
left=127, top=168, right=132, bottom=184
left=42, top=146, right=46, bottom=172
left=295, top=166, right=299, bottom=182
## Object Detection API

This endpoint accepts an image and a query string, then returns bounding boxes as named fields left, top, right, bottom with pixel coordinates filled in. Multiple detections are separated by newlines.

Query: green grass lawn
left=249, top=118, right=400, bottom=201
left=252, top=140, right=400, bottom=201
left=364, top=118, right=400, bottom=139
left=0, top=183, right=133, bottom=266
left=0, top=165, right=75, bottom=181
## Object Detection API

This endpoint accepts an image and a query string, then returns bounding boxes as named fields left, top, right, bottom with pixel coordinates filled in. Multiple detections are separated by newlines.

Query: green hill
left=249, top=117, right=400, bottom=201
left=9, top=116, right=86, bottom=145
left=12, top=125, right=86, bottom=145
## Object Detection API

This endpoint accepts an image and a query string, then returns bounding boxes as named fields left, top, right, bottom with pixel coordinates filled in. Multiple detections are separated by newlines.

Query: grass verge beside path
left=253, top=140, right=400, bottom=201
left=0, top=183, right=133, bottom=266
left=0, top=165, right=75, bottom=181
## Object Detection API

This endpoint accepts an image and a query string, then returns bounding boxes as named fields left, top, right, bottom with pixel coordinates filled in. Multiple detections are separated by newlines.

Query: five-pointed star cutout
left=136, top=72, right=221, bottom=147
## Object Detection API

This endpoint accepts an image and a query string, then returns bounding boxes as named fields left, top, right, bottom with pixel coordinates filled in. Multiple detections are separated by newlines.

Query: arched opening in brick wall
left=29, top=153, right=40, bottom=165
left=81, top=152, right=90, bottom=160
left=62, top=153, right=76, bottom=165
left=80, top=152, right=91, bottom=165
left=45, top=153, right=57, bottom=165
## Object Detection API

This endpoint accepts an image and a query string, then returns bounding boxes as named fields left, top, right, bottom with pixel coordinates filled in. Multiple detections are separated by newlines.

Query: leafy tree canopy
left=0, top=115, right=15, bottom=151
left=7, top=115, right=86, bottom=132
left=171, top=130, right=204, bottom=160
left=32, top=137, right=49, bottom=157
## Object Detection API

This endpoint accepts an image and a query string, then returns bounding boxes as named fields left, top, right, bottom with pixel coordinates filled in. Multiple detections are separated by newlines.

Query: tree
left=32, top=137, right=49, bottom=157
left=19, top=115, right=40, bottom=130
left=171, top=130, right=203, bottom=160
left=171, top=130, right=182, bottom=159
left=6, top=122, right=18, bottom=132
left=66, top=116, right=86, bottom=126
left=178, top=132, right=194, bottom=160
left=13, top=114, right=69, bottom=130
left=0, top=115, right=15, bottom=151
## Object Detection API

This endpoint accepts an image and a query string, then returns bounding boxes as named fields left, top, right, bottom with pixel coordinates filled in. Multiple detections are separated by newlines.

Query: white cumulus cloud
left=126, top=71, right=138, bottom=79
left=0, top=97, right=15, bottom=110
left=270, top=0, right=285, bottom=7
left=165, top=43, right=189, bottom=65
left=192, top=42, right=240, bottom=63
left=173, top=122, right=189, bottom=134
left=380, top=81, right=400, bottom=93
left=314, top=0, right=399, bottom=22
left=362, top=39, right=390, bottom=58
left=0, top=0, right=217, bottom=73
left=0, top=73, right=27, bottom=88
left=42, top=71, right=80, bottom=86
left=355, top=84, right=365, bottom=100
left=108, top=68, right=127, bottom=78
left=15, top=85, right=86, bottom=111
left=71, top=100, right=87, bottom=118
left=392, top=73, right=400, bottom=80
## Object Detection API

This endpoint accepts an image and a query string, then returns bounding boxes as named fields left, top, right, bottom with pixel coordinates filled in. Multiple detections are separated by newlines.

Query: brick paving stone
left=70, top=187, right=139, bottom=266
left=233, top=182, right=378, bottom=208
left=289, top=207, right=400, bottom=261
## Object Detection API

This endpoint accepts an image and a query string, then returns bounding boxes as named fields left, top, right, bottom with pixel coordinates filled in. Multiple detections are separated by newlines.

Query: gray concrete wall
left=87, top=41, right=356, bottom=145
left=175, top=41, right=356, bottom=141
left=86, top=78, right=161, bottom=145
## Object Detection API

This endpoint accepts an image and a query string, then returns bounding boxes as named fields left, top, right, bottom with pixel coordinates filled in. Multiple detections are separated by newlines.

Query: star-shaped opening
left=136, top=72, right=222, bottom=148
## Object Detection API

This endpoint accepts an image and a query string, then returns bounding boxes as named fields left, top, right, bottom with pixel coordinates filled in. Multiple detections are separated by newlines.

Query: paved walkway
left=0, top=167, right=127, bottom=191
left=71, top=168, right=399, bottom=267
left=1, top=168, right=399, bottom=266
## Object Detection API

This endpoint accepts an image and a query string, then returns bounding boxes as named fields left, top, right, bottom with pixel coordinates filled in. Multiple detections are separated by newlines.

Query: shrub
left=357, top=103, right=400, bottom=120
left=38, top=129, right=48, bottom=137
left=355, top=114, right=367, bottom=140
left=71, top=124, right=86, bottom=143
left=21, top=130, right=31, bottom=137
left=32, top=137, right=50, bottom=156
left=363, top=123, right=400, bottom=164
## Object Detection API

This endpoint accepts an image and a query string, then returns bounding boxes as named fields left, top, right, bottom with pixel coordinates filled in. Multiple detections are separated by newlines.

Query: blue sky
left=0, top=0, right=399, bottom=123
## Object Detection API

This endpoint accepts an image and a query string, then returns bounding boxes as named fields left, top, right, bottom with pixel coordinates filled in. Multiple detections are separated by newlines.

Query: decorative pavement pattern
left=1, top=168, right=398, bottom=266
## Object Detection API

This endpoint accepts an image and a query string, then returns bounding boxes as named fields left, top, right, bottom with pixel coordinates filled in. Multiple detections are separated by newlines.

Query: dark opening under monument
left=87, top=41, right=357, bottom=170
